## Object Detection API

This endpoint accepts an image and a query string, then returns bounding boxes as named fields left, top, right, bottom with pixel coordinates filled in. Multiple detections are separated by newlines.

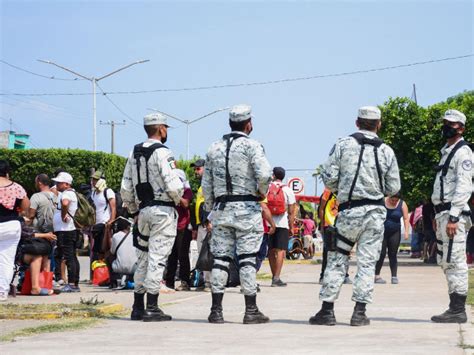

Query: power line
left=1, top=59, right=85, bottom=81
left=95, top=82, right=142, bottom=127
left=1, top=54, right=472, bottom=97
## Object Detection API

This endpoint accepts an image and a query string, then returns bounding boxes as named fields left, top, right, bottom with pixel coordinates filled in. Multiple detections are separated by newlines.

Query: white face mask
left=95, top=178, right=107, bottom=191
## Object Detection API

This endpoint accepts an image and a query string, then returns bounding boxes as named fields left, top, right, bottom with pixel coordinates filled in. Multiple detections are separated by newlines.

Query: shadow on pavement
left=371, top=317, right=430, bottom=323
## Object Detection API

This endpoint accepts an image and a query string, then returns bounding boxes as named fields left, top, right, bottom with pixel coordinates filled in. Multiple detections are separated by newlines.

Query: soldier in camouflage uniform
left=121, top=113, right=183, bottom=322
left=310, top=106, right=400, bottom=327
left=202, top=104, right=272, bottom=324
left=431, top=109, right=472, bottom=324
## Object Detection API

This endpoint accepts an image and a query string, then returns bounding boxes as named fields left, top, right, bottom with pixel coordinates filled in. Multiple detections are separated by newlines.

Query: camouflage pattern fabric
left=210, top=201, right=263, bottom=295
left=319, top=206, right=386, bottom=303
left=431, top=140, right=473, bottom=217
left=134, top=206, right=178, bottom=295
left=202, top=131, right=272, bottom=296
left=432, top=138, right=473, bottom=297
left=320, top=129, right=400, bottom=304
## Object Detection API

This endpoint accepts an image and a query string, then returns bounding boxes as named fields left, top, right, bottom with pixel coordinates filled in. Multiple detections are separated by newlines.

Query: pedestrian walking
left=374, top=193, right=409, bottom=284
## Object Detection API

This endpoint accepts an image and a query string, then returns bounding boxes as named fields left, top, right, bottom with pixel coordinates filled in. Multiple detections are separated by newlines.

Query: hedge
left=0, top=148, right=205, bottom=198
left=0, top=149, right=127, bottom=195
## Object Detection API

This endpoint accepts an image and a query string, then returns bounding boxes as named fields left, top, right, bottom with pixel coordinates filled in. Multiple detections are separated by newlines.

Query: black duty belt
left=215, top=195, right=260, bottom=203
left=338, top=198, right=384, bottom=212
left=139, top=200, right=175, bottom=210
left=433, top=202, right=471, bottom=216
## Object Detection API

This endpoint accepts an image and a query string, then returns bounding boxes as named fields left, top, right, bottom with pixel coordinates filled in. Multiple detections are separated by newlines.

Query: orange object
left=21, top=270, right=53, bottom=295
left=92, top=266, right=110, bottom=286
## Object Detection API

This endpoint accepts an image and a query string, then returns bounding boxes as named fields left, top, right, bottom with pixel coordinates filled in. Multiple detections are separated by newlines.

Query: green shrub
left=0, top=149, right=127, bottom=195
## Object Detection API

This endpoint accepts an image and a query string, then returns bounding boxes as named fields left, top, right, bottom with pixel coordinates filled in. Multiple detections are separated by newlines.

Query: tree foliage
left=0, top=149, right=127, bottom=195
left=379, top=90, right=474, bottom=208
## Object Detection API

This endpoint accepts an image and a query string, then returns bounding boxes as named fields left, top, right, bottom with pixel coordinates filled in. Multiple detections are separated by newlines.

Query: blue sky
left=1, top=0, right=472, bottom=195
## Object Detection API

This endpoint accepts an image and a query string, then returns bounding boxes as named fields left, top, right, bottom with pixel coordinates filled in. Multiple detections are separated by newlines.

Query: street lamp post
left=147, top=107, right=230, bottom=159
left=38, top=59, right=150, bottom=151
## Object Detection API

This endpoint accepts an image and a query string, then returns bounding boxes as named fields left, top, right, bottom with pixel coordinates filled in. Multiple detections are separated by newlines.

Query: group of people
left=0, top=103, right=471, bottom=327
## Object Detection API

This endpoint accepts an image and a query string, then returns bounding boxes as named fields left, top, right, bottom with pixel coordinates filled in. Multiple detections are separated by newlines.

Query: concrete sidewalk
left=1, top=258, right=473, bottom=354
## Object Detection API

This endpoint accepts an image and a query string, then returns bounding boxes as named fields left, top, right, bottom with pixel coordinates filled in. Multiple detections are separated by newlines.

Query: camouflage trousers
left=134, top=206, right=177, bottom=295
left=435, top=212, right=471, bottom=296
left=320, top=206, right=386, bottom=304
left=209, top=202, right=263, bottom=296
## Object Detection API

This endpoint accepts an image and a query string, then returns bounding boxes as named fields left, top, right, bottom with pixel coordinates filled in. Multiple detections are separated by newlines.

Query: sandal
left=31, top=288, right=53, bottom=296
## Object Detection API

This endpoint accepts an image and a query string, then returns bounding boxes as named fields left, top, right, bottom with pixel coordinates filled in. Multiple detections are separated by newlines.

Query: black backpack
left=104, top=188, right=128, bottom=218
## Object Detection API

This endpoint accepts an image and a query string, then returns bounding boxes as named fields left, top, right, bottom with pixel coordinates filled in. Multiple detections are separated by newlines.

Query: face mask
left=161, top=133, right=167, bottom=144
left=442, top=124, right=458, bottom=139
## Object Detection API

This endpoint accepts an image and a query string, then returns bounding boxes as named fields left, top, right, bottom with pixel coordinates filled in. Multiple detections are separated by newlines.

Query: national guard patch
left=168, top=157, right=176, bottom=169
left=462, top=160, right=472, bottom=171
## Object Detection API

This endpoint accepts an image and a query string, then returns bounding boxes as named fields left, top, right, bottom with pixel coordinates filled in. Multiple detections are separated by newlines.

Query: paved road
left=1, top=257, right=473, bottom=354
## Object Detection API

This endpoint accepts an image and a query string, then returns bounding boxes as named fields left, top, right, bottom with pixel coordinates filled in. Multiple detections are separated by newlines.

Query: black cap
left=191, top=159, right=205, bottom=168
left=273, top=166, right=285, bottom=180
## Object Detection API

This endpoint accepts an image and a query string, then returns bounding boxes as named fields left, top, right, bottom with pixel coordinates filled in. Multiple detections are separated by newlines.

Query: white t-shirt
left=53, top=190, right=78, bottom=232
left=270, top=181, right=296, bottom=229
left=92, top=189, right=115, bottom=224
left=111, top=230, right=137, bottom=275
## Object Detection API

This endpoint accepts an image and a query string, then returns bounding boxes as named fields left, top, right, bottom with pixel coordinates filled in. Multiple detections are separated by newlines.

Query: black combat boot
left=208, top=293, right=224, bottom=324
left=309, top=301, right=336, bottom=326
left=142, top=293, right=172, bottom=322
left=350, top=302, right=370, bottom=326
left=431, top=293, right=467, bottom=323
left=130, top=292, right=145, bottom=321
left=243, top=295, right=270, bottom=324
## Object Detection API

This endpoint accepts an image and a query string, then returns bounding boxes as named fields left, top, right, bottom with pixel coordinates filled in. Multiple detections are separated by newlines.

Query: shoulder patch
left=462, top=160, right=472, bottom=171
left=168, top=156, right=176, bottom=169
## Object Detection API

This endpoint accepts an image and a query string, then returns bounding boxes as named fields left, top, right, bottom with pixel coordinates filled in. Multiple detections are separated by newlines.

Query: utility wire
left=1, top=54, right=472, bottom=97
left=1, top=60, right=85, bottom=81
left=95, top=82, right=142, bottom=127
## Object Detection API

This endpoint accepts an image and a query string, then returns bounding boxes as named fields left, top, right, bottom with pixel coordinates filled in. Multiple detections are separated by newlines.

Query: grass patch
left=256, top=273, right=272, bottom=280
left=0, top=318, right=101, bottom=343
left=0, top=301, right=124, bottom=320
left=468, top=269, right=474, bottom=306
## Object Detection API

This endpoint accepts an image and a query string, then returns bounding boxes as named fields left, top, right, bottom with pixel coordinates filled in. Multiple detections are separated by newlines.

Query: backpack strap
left=435, top=140, right=469, bottom=202
left=222, top=133, right=248, bottom=195
left=349, top=133, right=385, bottom=200
left=111, top=231, right=130, bottom=256
left=133, top=142, right=167, bottom=184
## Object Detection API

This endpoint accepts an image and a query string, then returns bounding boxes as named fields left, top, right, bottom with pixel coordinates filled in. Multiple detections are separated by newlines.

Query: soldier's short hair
left=144, top=124, right=160, bottom=137
left=229, top=118, right=251, bottom=132
left=357, top=118, right=379, bottom=131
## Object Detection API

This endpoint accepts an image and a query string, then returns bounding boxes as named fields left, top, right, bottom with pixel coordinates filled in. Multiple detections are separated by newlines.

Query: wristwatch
left=448, top=215, right=460, bottom=223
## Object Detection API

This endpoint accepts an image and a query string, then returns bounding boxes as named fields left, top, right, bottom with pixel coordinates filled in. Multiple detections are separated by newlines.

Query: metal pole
left=92, top=78, right=97, bottom=151
left=111, top=121, right=115, bottom=154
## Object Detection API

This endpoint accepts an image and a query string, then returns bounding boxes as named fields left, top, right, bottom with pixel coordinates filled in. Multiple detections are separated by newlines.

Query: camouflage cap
left=358, top=106, right=381, bottom=120
left=443, top=109, right=466, bottom=125
left=144, top=112, right=171, bottom=127
left=229, top=104, right=252, bottom=122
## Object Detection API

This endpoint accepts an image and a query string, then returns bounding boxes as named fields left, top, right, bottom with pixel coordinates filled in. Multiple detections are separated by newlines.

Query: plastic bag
left=196, top=232, right=213, bottom=271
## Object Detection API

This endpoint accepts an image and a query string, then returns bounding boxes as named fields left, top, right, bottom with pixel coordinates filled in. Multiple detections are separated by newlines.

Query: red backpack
left=267, top=183, right=286, bottom=215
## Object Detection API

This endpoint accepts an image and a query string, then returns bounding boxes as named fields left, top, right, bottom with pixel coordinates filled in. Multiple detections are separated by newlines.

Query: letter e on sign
left=288, top=177, right=304, bottom=195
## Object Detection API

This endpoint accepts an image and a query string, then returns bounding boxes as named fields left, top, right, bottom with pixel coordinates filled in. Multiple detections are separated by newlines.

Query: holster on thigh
left=326, top=226, right=354, bottom=256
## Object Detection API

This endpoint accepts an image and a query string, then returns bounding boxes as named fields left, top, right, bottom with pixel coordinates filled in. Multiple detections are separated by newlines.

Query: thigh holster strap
left=213, top=264, right=230, bottom=273
left=214, top=256, right=234, bottom=263
left=239, top=261, right=257, bottom=269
